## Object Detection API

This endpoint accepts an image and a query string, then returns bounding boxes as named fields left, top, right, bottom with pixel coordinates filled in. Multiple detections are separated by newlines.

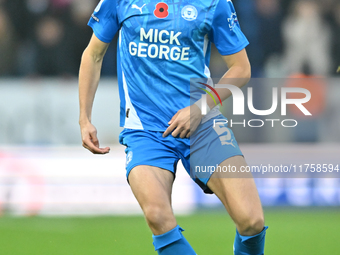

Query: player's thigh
left=207, top=156, right=264, bottom=234
left=128, top=165, right=176, bottom=234
left=128, top=165, right=174, bottom=205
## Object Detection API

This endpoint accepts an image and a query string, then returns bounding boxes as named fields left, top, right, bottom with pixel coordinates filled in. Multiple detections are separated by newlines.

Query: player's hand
left=163, top=104, right=202, bottom=138
left=80, top=121, right=110, bottom=154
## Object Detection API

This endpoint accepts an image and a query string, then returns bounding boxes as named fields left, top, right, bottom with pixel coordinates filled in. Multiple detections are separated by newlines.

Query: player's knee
left=143, top=204, right=173, bottom=230
left=237, top=214, right=265, bottom=236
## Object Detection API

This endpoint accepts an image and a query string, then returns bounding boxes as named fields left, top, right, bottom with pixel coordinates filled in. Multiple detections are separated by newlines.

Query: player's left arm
left=163, top=48, right=250, bottom=139
left=207, top=48, right=251, bottom=110
left=163, top=0, right=249, bottom=139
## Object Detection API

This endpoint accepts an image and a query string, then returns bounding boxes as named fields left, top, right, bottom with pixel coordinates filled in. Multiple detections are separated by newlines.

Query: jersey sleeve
left=87, top=0, right=119, bottom=43
left=209, top=0, right=249, bottom=55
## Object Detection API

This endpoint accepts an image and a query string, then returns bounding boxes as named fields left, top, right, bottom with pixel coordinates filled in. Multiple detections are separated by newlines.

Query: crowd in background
left=0, top=0, right=339, bottom=78
left=0, top=0, right=114, bottom=77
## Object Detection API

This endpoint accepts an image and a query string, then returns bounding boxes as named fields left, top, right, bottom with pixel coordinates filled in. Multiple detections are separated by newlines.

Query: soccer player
left=79, top=0, right=268, bottom=254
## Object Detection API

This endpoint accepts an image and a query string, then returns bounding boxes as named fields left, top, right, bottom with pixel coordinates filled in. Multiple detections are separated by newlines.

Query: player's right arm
left=79, top=34, right=110, bottom=154
left=79, top=0, right=119, bottom=154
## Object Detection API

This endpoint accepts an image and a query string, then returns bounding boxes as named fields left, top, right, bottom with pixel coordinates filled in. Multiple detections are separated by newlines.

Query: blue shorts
left=119, top=114, right=243, bottom=194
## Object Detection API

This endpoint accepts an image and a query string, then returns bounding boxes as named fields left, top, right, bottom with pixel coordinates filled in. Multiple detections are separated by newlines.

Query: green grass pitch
left=0, top=209, right=339, bottom=254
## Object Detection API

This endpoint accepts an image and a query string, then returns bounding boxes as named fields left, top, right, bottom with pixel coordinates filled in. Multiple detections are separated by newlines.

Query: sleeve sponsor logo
left=91, top=14, right=100, bottom=22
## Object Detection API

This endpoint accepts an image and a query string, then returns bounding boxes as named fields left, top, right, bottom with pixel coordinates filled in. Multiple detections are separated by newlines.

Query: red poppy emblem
left=154, top=2, right=169, bottom=19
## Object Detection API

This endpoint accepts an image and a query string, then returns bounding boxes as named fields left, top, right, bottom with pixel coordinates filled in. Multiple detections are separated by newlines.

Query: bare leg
left=207, top=156, right=264, bottom=236
left=128, top=165, right=177, bottom=235
left=128, top=165, right=196, bottom=254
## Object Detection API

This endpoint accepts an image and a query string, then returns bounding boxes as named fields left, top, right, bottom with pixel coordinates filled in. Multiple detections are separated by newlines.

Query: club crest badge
left=181, top=5, right=198, bottom=21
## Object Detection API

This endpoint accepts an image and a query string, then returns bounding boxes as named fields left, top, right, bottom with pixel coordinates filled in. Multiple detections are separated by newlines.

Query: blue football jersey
left=88, top=0, right=249, bottom=131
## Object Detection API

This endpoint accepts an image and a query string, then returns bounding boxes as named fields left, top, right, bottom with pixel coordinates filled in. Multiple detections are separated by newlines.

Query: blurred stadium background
left=0, top=0, right=340, bottom=254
